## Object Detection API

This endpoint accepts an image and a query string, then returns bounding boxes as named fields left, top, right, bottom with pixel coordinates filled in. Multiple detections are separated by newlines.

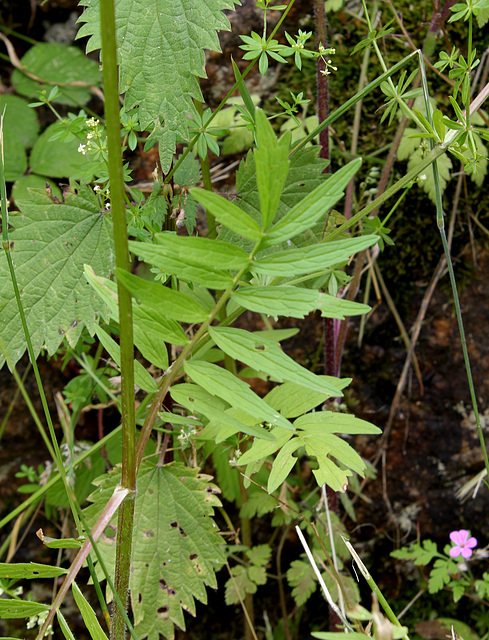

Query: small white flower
left=94, top=185, right=102, bottom=193
left=78, top=144, right=87, bottom=155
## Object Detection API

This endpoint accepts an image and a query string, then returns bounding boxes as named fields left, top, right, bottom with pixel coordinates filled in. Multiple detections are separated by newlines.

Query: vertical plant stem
left=99, top=1, right=136, bottom=639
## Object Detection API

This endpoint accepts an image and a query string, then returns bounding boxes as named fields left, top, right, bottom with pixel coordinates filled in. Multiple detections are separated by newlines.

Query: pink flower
left=449, top=530, right=477, bottom=559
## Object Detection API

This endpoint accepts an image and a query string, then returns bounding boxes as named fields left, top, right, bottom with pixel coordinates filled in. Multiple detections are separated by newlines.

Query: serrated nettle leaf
left=264, top=379, right=349, bottom=418
left=232, top=285, right=370, bottom=320
left=115, top=268, right=208, bottom=323
left=262, top=159, right=362, bottom=248
left=0, top=562, right=67, bottom=579
left=128, top=239, right=233, bottom=289
left=77, top=0, right=239, bottom=171
left=184, top=361, right=294, bottom=431
left=209, top=326, right=342, bottom=397
left=0, top=184, right=114, bottom=370
left=190, top=188, right=263, bottom=241
left=293, top=412, right=381, bottom=435
left=153, top=233, right=251, bottom=270
left=252, top=235, right=378, bottom=277
left=267, top=437, right=302, bottom=493
left=170, top=382, right=276, bottom=442
left=254, top=109, right=291, bottom=230
left=94, top=326, right=158, bottom=392
left=84, top=462, right=224, bottom=639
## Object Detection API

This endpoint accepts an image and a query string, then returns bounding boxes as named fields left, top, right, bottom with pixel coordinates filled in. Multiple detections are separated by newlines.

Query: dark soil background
left=1, top=0, right=489, bottom=638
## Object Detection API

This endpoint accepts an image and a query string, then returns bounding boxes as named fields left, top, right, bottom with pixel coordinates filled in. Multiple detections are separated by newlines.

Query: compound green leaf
left=190, top=188, right=263, bottom=241
left=170, top=383, right=276, bottom=441
left=84, top=461, right=225, bottom=640
left=209, top=327, right=342, bottom=397
left=94, top=326, right=158, bottom=392
left=184, top=361, right=294, bottom=431
left=232, top=285, right=370, bottom=319
left=11, top=43, right=101, bottom=106
left=262, top=159, right=362, bottom=247
left=287, top=558, right=317, bottom=606
left=251, top=235, right=378, bottom=277
left=0, top=563, right=67, bottom=579
left=115, top=268, right=208, bottom=323
left=0, top=600, right=50, bottom=618
left=129, top=239, right=233, bottom=289
left=72, top=582, right=108, bottom=640
left=0, top=184, right=114, bottom=369
left=264, top=379, right=349, bottom=418
left=293, top=412, right=381, bottom=435
left=235, top=427, right=293, bottom=465
left=254, top=109, right=291, bottom=230
left=267, top=437, right=302, bottom=493
left=77, top=0, right=238, bottom=171
left=153, top=233, right=251, bottom=270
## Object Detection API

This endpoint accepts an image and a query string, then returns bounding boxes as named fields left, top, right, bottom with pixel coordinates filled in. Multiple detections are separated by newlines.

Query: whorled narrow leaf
left=83, top=462, right=226, bottom=640
left=77, top=0, right=239, bottom=171
left=0, top=184, right=114, bottom=370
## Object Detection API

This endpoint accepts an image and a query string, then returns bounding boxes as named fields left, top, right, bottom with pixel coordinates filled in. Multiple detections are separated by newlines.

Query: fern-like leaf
left=77, top=0, right=239, bottom=171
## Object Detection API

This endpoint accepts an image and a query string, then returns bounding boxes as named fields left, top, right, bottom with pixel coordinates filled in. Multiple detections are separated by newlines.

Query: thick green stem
left=99, top=1, right=136, bottom=639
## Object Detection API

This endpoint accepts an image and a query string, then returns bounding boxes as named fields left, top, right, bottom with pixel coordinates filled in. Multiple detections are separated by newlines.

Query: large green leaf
left=262, top=159, right=362, bottom=248
left=209, top=327, right=342, bottom=396
left=29, top=121, right=93, bottom=180
left=0, top=183, right=114, bottom=369
left=232, top=285, right=370, bottom=319
left=184, top=361, right=294, bottom=431
left=254, top=109, right=291, bottom=230
left=84, top=462, right=225, bottom=640
left=1, top=94, right=40, bottom=148
left=77, top=0, right=238, bottom=171
left=251, top=235, right=378, bottom=277
left=11, top=43, right=101, bottom=106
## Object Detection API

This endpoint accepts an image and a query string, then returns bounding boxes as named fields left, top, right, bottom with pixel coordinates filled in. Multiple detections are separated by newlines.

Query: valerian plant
left=0, top=0, right=489, bottom=639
